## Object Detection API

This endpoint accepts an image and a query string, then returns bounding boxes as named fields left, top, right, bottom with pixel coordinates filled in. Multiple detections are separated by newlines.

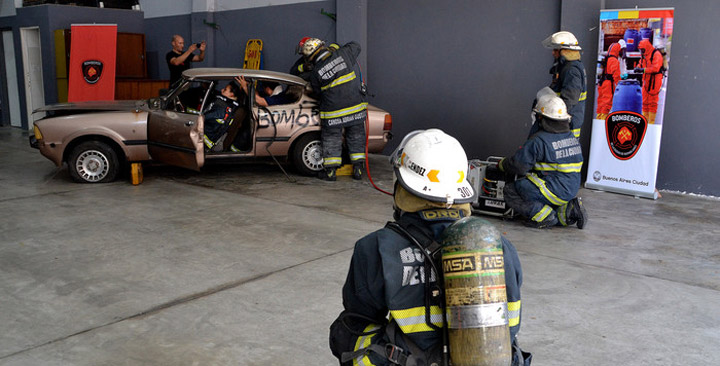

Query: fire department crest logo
left=605, top=111, right=647, bottom=160
left=82, top=60, right=103, bottom=84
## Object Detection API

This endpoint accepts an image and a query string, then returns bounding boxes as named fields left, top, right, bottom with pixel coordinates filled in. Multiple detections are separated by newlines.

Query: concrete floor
left=1, top=125, right=718, bottom=366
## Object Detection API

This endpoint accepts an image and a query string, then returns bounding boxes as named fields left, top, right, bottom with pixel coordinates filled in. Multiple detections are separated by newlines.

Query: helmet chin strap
left=445, top=194, right=453, bottom=209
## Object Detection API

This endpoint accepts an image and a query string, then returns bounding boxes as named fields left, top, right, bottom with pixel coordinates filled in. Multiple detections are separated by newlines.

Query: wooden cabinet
left=116, top=32, right=146, bottom=78
left=115, top=79, right=168, bottom=100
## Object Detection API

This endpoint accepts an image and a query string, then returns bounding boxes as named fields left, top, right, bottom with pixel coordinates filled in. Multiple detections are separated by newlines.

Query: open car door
left=147, top=109, right=205, bottom=171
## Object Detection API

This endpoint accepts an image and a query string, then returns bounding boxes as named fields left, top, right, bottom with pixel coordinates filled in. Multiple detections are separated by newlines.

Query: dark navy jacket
left=504, top=128, right=583, bottom=205
left=341, top=209, right=523, bottom=365
left=550, top=56, right=587, bottom=138
left=308, top=42, right=367, bottom=128
left=202, top=94, right=239, bottom=149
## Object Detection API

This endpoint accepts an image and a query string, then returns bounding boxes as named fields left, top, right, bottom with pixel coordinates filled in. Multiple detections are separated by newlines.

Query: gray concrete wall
left=143, top=1, right=336, bottom=80
left=366, top=0, right=720, bottom=196
left=366, top=0, right=561, bottom=161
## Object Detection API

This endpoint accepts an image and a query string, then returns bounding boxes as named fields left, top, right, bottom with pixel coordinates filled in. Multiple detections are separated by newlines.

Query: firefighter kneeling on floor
left=500, top=94, right=588, bottom=229
left=329, top=129, right=531, bottom=366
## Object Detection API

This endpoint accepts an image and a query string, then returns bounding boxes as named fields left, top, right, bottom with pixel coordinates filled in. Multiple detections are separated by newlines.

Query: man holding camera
left=166, top=35, right=206, bottom=86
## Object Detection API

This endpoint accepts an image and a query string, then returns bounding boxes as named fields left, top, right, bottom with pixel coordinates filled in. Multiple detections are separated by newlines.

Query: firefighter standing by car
left=635, top=38, right=665, bottom=125
left=596, top=41, right=626, bottom=120
left=301, top=38, right=367, bottom=181
left=500, top=94, right=587, bottom=229
left=534, top=31, right=588, bottom=138
left=330, top=129, right=531, bottom=366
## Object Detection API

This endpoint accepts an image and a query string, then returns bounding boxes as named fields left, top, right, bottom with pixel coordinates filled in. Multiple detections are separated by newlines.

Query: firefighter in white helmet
left=532, top=31, right=588, bottom=138
left=501, top=95, right=588, bottom=229
left=302, top=37, right=368, bottom=181
left=329, top=129, right=531, bottom=366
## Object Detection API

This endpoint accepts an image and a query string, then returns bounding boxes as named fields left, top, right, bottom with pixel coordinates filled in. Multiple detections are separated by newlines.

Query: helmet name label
left=407, top=161, right=426, bottom=176
left=420, top=209, right=464, bottom=221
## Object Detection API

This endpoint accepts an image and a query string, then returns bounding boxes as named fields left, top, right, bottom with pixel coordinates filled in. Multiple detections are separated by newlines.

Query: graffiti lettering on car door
left=258, top=105, right=320, bottom=128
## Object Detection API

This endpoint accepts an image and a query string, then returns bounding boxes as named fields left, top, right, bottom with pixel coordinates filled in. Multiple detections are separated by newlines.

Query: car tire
left=68, top=141, right=119, bottom=183
left=292, top=133, right=324, bottom=176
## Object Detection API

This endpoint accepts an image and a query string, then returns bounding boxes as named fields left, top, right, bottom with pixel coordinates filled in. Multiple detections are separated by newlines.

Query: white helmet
left=390, top=129, right=475, bottom=205
left=534, top=94, right=571, bottom=121
left=542, top=31, right=582, bottom=51
left=301, top=38, right=325, bottom=57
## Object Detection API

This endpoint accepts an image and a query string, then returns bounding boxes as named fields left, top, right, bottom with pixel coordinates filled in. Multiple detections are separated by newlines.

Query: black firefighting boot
left=566, top=197, right=588, bottom=229
left=352, top=163, right=364, bottom=180
left=318, top=167, right=337, bottom=181
left=523, top=212, right=558, bottom=229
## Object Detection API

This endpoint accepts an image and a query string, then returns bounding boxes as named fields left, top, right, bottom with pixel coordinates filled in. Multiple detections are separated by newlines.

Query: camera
left=195, top=42, right=201, bottom=48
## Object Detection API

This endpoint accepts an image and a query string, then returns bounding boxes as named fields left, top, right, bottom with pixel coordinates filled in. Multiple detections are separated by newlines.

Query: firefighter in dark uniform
left=532, top=31, right=587, bottom=139
left=330, top=129, right=530, bottom=366
left=302, top=38, right=367, bottom=181
left=501, top=94, right=587, bottom=229
left=202, top=81, right=241, bottom=151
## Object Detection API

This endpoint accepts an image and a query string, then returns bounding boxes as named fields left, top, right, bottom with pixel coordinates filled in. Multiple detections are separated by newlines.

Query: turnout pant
left=504, top=178, right=574, bottom=226
left=321, top=122, right=367, bottom=169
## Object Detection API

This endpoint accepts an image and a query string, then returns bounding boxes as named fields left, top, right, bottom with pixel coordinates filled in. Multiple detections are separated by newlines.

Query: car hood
left=35, top=99, right=153, bottom=113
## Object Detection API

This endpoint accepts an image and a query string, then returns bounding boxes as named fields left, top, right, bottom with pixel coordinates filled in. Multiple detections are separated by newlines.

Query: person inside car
left=203, top=81, right=242, bottom=151
left=236, top=76, right=293, bottom=107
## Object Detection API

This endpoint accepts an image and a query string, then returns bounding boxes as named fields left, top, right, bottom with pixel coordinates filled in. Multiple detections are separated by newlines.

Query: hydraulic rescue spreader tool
left=467, top=157, right=517, bottom=219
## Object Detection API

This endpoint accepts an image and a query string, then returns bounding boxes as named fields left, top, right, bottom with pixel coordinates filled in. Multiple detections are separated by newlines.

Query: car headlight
left=33, top=125, right=43, bottom=140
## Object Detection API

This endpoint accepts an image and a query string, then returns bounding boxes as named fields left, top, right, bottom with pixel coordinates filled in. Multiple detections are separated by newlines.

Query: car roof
left=182, top=68, right=308, bottom=86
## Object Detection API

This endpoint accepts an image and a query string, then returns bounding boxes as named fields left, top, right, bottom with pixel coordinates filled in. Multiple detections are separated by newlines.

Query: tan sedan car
left=30, top=68, right=392, bottom=183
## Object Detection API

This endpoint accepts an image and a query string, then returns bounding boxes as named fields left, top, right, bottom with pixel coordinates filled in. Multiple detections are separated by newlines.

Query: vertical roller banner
left=68, top=24, right=117, bottom=102
left=586, top=8, right=674, bottom=199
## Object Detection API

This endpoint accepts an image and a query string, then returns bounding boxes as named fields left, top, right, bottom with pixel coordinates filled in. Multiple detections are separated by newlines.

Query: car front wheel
left=291, top=133, right=324, bottom=176
left=68, top=141, right=119, bottom=183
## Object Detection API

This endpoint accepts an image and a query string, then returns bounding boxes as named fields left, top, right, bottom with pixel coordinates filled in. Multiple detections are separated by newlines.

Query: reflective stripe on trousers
left=526, top=173, right=568, bottom=206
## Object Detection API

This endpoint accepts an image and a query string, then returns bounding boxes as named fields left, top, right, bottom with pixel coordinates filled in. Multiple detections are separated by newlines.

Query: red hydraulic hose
left=357, top=60, right=392, bottom=196
left=364, top=114, right=393, bottom=196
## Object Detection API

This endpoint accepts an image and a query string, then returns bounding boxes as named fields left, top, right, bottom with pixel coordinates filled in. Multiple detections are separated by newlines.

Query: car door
left=146, top=81, right=211, bottom=171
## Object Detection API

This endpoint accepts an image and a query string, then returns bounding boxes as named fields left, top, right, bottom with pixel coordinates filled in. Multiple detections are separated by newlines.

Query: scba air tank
left=441, top=217, right=511, bottom=366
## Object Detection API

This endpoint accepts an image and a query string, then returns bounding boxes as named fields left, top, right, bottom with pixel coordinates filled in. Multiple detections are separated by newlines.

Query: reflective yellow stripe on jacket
left=321, top=71, right=357, bottom=91
left=390, top=306, right=444, bottom=334
left=534, top=161, right=583, bottom=173
left=320, top=102, right=368, bottom=119
left=508, top=300, right=521, bottom=327
left=555, top=90, right=586, bottom=101
left=353, top=323, right=381, bottom=366
left=527, top=173, right=568, bottom=206
left=571, top=128, right=581, bottom=138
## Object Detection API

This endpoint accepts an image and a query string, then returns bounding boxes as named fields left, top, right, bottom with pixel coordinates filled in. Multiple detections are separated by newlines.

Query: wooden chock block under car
left=336, top=164, right=353, bottom=176
left=131, top=163, right=144, bottom=185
